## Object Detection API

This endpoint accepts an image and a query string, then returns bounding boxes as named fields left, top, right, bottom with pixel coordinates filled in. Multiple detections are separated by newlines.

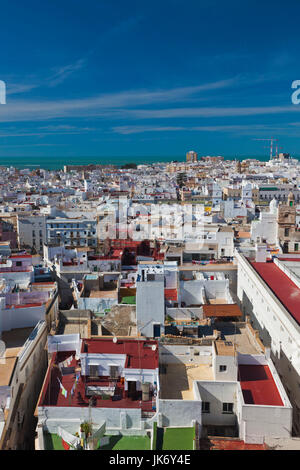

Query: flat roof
left=214, top=340, right=235, bottom=356
left=0, top=348, right=19, bottom=386
left=250, top=260, right=300, bottom=325
left=82, top=338, right=158, bottom=369
left=203, top=304, right=242, bottom=318
left=280, top=260, right=300, bottom=281
left=238, top=364, right=284, bottom=407
left=39, top=339, right=158, bottom=409
left=160, top=363, right=213, bottom=400
left=0, top=327, right=34, bottom=386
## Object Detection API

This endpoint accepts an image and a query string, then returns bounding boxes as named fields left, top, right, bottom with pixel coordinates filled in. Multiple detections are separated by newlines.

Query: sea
left=0, top=154, right=299, bottom=170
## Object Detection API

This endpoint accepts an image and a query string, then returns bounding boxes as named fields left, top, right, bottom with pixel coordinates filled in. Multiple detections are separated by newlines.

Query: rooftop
left=250, top=259, right=300, bottom=325
left=214, top=340, right=235, bottom=356
left=0, top=327, right=34, bottom=386
left=160, top=363, right=213, bottom=400
left=238, top=364, right=284, bottom=407
left=39, top=338, right=158, bottom=410
left=203, top=304, right=242, bottom=318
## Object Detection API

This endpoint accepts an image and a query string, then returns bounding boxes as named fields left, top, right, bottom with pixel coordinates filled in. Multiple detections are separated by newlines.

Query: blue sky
left=1, top=0, right=300, bottom=160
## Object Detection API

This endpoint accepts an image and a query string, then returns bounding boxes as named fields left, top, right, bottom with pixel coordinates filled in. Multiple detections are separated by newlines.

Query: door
left=127, top=380, right=137, bottom=399
left=153, top=324, right=161, bottom=338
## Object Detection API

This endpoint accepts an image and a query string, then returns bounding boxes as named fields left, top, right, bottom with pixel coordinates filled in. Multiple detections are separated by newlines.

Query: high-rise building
left=186, top=150, right=197, bottom=163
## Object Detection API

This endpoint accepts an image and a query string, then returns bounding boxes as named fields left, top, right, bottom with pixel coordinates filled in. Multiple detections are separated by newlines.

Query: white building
left=17, top=215, right=46, bottom=254
left=250, top=198, right=278, bottom=245
left=236, top=249, right=300, bottom=435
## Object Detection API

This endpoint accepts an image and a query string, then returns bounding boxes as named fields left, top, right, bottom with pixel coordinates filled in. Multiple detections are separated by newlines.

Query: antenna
left=253, top=138, right=278, bottom=160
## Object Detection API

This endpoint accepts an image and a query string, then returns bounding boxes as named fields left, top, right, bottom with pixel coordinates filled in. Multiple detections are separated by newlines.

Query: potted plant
left=80, top=421, right=92, bottom=439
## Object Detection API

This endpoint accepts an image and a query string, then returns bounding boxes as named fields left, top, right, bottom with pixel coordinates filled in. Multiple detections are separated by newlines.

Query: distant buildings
left=186, top=151, right=198, bottom=163
left=0, top=152, right=300, bottom=449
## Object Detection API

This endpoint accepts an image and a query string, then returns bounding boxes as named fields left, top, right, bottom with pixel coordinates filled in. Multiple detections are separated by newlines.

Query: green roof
left=121, top=295, right=136, bottom=305
left=44, top=433, right=67, bottom=450
left=260, top=187, right=278, bottom=191
left=162, top=427, right=195, bottom=450
left=99, top=435, right=150, bottom=450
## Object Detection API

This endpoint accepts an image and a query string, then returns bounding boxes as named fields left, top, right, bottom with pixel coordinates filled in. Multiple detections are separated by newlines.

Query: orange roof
left=238, top=231, right=251, bottom=238
left=201, top=438, right=267, bottom=450
left=203, top=304, right=242, bottom=318
left=164, top=288, right=178, bottom=301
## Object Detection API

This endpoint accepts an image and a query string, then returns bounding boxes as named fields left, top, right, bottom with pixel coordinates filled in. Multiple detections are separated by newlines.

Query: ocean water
left=0, top=154, right=298, bottom=170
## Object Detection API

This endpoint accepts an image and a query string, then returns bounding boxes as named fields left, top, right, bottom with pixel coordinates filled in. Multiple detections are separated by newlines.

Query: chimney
left=255, top=243, right=267, bottom=263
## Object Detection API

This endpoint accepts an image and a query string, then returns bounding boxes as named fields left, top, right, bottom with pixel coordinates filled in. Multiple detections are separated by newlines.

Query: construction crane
left=253, top=137, right=278, bottom=160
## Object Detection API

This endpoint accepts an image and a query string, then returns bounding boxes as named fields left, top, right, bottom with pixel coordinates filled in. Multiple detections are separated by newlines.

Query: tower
left=277, top=192, right=297, bottom=253
left=186, top=151, right=197, bottom=163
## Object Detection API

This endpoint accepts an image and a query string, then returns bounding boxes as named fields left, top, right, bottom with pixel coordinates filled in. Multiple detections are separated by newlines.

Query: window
left=222, top=402, right=233, bottom=414
left=284, top=228, right=289, bottom=237
left=202, top=402, right=210, bottom=413
left=89, top=365, right=99, bottom=377
left=219, top=365, right=227, bottom=372
left=109, top=365, right=119, bottom=379
left=16, top=261, right=22, bottom=267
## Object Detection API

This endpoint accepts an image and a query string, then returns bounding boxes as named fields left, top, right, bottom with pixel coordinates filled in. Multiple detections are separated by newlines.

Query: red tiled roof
left=203, top=304, right=242, bottom=318
left=201, top=438, right=267, bottom=450
left=164, top=288, right=178, bottom=301
left=238, top=365, right=284, bottom=407
left=251, top=260, right=300, bottom=325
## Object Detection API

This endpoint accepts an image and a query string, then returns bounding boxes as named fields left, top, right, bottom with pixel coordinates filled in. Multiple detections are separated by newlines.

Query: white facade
left=17, top=215, right=46, bottom=253
left=236, top=250, right=300, bottom=435
left=251, top=199, right=278, bottom=244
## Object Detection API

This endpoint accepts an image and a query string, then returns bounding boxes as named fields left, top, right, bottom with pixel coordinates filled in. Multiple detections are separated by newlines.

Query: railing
left=18, top=320, right=46, bottom=363
left=141, top=411, right=156, bottom=419
left=0, top=266, right=32, bottom=272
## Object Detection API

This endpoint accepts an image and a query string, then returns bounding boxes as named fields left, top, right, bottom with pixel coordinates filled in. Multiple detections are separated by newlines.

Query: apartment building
left=236, top=249, right=300, bottom=435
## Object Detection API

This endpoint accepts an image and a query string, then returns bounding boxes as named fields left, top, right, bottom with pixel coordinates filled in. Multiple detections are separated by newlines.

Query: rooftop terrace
left=160, top=363, right=213, bottom=400
left=39, top=338, right=158, bottom=410
left=238, top=364, right=284, bottom=407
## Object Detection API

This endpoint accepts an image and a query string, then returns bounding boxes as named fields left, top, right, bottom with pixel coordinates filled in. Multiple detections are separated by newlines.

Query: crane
left=253, top=137, right=278, bottom=160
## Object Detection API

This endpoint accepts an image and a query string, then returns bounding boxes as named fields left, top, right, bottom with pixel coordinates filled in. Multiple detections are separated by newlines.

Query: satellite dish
left=113, top=337, right=117, bottom=343
left=152, top=345, right=157, bottom=351
left=0, top=340, right=6, bottom=358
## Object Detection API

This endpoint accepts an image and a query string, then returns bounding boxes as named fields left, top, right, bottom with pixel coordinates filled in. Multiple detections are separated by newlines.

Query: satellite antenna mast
left=253, top=137, right=278, bottom=160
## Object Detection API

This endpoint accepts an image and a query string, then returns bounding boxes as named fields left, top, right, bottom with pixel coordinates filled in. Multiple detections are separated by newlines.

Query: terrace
left=0, top=327, right=34, bottom=386
left=39, top=338, right=159, bottom=413
left=159, top=363, right=213, bottom=400
left=238, top=364, right=284, bottom=407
